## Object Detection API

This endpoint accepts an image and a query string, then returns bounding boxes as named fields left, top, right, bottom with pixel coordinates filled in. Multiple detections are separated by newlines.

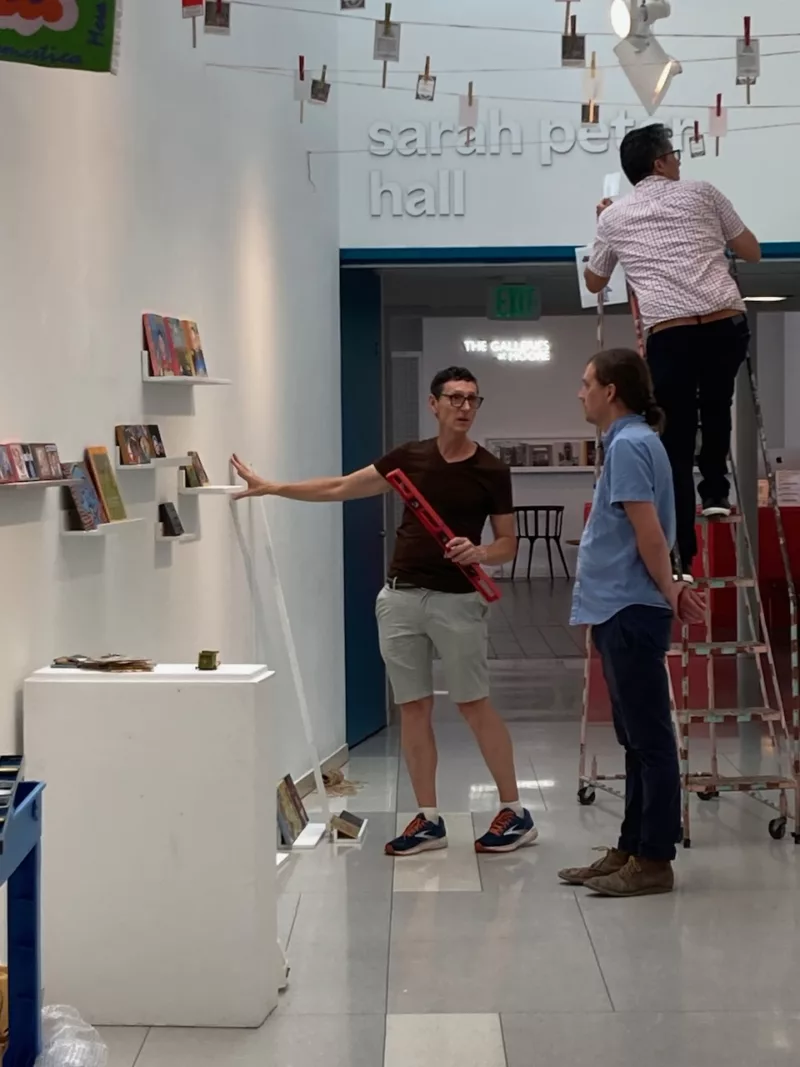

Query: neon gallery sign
left=463, top=338, right=552, bottom=363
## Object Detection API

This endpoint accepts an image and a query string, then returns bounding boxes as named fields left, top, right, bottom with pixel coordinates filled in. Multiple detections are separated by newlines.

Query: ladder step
left=677, top=707, right=782, bottom=724
left=669, top=642, right=768, bottom=657
left=692, top=576, right=756, bottom=589
left=685, top=775, right=795, bottom=793
left=696, top=513, right=742, bottom=525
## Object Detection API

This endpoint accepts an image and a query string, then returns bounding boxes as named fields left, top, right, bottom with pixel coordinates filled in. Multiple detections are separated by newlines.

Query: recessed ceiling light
left=743, top=296, right=788, bottom=303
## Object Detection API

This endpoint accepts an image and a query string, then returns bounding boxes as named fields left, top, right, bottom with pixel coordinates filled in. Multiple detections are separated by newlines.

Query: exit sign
left=488, top=284, right=541, bottom=321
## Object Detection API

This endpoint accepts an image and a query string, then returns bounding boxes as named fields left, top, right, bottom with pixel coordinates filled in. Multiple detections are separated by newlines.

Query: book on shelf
left=277, top=775, right=309, bottom=847
left=529, top=444, right=553, bottom=468
left=5, top=444, right=29, bottom=482
left=554, top=440, right=582, bottom=468
left=182, top=320, right=208, bottom=376
left=20, top=445, right=37, bottom=480
left=0, top=447, right=14, bottom=484
left=85, top=447, right=127, bottom=521
left=147, top=425, right=166, bottom=458
left=158, top=502, right=185, bottom=537
left=165, top=317, right=195, bottom=377
left=116, top=425, right=151, bottom=466
left=45, top=444, right=64, bottom=479
left=182, top=451, right=210, bottom=488
left=580, top=439, right=598, bottom=468
left=143, top=313, right=177, bottom=377
left=30, top=444, right=52, bottom=479
left=63, top=462, right=107, bottom=531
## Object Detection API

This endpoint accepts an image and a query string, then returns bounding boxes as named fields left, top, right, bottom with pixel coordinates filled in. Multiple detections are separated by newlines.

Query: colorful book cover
left=158, top=503, right=185, bottom=537
left=165, top=317, right=195, bottom=377
left=63, top=463, right=106, bottom=531
left=136, top=425, right=156, bottom=460
left=188, top=451, right=209, bottom=486
left=277, top=780, right=304, bottom=846
left=0, top=1, right=123, bottom=74
left=85, top=447, right=127, bottom=521
left=44, top=444, right=64, bottom=479
left=5, top=444, right=28, bottom=482
left=20, top=445, right=38, bottom=480
left=30, top=444, right=51, bottom=479
left=143, top=314, right=176, bottom=377
left=282, top=775, right=309, bottom=831
left=147, top=425, right=166, bottom=458
left=115, top=425, right=148, bottom=465
left=0, top=447, right=13, bottom=484
left=182, top=320, right=208, bottom=376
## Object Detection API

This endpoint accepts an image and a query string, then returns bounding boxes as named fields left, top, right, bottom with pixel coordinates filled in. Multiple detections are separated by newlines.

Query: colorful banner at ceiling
left=0, top=0, right=122, bottom=73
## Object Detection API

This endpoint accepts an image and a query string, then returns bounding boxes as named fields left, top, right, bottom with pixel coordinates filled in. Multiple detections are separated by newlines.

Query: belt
left=386, top=578, right=418, bottom=590
left=648, top=309, right=745, bottom=335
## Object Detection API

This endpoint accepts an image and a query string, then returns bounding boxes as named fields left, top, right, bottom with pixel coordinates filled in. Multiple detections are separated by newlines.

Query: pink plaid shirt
left=588, top=177, right=747, bottom=331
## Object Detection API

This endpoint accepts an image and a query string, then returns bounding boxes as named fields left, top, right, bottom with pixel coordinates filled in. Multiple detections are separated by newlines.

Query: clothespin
left=581, top=51, right=601, bottom=123
left=298, top=55, right=306, bottom=123
left=708, top=93, right=728, bottom=157
left=563, top=0, right=571, bottom=35
left=382, top=3, right=392, bottom=89
left=182, top=0, right=203, bottom=48
left=467, top=81, right=474, bottom=145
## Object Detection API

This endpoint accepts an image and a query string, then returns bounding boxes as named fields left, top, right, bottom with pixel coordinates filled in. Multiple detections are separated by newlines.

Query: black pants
left=592, top=605, right=680, bottom=862
left=646, top=314, right=750, bottom=569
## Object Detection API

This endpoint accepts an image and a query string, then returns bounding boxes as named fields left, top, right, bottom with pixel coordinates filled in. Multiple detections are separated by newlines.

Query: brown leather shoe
left=585, top=855, right=674, bottom=897
left=558, top=847, right=629, bottom=886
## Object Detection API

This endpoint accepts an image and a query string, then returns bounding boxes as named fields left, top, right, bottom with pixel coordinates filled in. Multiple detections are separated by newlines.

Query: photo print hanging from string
left=689, top=120, right=706, bottom=158
left=374, top=13, right=401, bottom=62
left=311, top=66, right=331, bottom=104
left=561, top=15, right=585, bottom=68
left=341, top=0, right=366, bottom=7
left=736, top=18, right=759, bottom=103
left=204, top=0, right=230, bottom=34
left=416, top=57, right=436, bottom=102
left=581, top=102, right=600, bottom=125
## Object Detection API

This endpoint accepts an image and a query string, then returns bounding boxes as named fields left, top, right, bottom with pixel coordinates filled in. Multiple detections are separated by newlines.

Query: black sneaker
left=385, top=814, right=447, bottom=856
left=701, top=497, right=732, bottom=518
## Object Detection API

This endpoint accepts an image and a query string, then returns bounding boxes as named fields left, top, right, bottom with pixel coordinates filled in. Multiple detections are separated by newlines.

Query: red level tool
left=385, top=468, right=502, bottom=603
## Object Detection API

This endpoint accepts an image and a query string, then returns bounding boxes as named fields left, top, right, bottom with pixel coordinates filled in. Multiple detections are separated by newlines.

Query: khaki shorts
left=375, top=585, right=490, bottom=706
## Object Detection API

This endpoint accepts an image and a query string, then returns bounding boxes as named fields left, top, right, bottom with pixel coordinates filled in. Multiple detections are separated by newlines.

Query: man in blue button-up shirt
left=560, top=348, right=704, bottom=898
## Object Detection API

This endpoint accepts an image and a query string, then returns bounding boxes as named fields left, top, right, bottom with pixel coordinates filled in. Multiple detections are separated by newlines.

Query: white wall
left=337, top=0, right=796, bottom=248
left=421, top=315, right=636, bottom=561
left=0, top=0, right=344, bottom=781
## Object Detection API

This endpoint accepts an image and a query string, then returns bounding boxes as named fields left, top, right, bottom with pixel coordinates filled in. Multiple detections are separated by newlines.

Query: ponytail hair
left=590, top=348, right=666, bottom=434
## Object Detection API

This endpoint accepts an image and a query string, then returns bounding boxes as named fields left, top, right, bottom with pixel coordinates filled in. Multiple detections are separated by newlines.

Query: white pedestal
left=23, top=663, right=278, bottom=1028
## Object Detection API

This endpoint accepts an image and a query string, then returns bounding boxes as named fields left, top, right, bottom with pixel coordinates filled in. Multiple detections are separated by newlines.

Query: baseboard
left=295, top=743, right=349, bottom=800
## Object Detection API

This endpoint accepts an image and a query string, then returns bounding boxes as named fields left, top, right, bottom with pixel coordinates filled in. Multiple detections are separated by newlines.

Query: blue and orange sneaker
left=475, top=807, right=538, bottom=853
left=385, top=813, right=448, bottom=856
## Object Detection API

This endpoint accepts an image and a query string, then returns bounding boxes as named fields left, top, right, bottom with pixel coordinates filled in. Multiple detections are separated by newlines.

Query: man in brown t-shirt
left=231, top=366, right=537, bottom=857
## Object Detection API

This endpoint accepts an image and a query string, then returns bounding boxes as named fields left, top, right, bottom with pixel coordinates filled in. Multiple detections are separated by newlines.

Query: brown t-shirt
left=374, top=438, right=513, bottom=594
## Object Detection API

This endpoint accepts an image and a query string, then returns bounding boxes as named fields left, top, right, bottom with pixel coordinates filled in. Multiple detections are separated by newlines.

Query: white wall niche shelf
left=178, top=485, right=238, bottom=496
left=61, top=518, right=145, bottom=538
left=155, top=525, right=200, bottom=544
left=115, top=447, right=194, bottom=472
left=0, top=478, right=79, bottom=490
left=141, top=351, right=231, bottom=386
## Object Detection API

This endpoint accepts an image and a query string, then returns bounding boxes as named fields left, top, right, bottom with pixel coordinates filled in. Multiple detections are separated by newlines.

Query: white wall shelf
left=116, top=451, right=193, bottom=472
left=141, top=351, right=231, bottom=386
left=510, top=467, right=595, bottom=474
left=178, top=485, right=238, bottom=496
left=155, top=526, right=200, bottom=544
left=61, top=518, right=145, bottom=538
left=0, top=478, right=78, bottom=490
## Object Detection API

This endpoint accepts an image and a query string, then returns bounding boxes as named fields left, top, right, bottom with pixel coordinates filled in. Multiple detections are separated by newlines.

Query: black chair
left=511, top=505, right=570, bottom=581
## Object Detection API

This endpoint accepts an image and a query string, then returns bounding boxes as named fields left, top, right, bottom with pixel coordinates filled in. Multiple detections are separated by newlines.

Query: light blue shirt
left=570, top=415, right=676, bottom=626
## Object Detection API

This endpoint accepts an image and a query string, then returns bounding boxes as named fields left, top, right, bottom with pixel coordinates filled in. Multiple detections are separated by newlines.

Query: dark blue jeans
left=592, top=605, right=681, bottom=862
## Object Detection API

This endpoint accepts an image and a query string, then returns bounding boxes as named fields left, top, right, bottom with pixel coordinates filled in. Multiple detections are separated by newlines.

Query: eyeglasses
left=440, top=392, right=484, bottom=410
left=658, top=148, right=681, bottom=162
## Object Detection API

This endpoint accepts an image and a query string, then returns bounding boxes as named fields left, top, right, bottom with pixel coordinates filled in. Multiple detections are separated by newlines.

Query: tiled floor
left=488, top=579, right=582, bottom=659
left=101, top=650, right=800, bottom=1067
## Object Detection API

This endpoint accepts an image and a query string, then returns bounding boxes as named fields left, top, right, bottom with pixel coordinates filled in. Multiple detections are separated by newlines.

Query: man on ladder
left=583, top=123, right=761, bottom=578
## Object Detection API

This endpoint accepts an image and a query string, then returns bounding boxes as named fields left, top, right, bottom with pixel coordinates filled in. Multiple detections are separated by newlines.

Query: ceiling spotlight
left=611, top=0, right=682, bottom=115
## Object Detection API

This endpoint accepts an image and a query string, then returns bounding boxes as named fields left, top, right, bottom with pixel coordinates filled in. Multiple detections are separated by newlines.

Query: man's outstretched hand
left=231, top=453, right=273, bottom=501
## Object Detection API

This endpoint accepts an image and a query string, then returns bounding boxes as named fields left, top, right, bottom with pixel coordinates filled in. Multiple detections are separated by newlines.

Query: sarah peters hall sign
left=366, top=108, right=699, bottom=219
